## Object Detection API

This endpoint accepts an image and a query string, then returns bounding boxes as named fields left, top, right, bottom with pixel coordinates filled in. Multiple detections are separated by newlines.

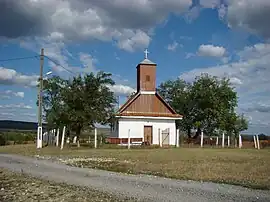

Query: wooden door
left=162, top=132, right=170, bottom=145
left=162, top=128, right=170, bottom=145
left=144, top=126, right=153, bottom=144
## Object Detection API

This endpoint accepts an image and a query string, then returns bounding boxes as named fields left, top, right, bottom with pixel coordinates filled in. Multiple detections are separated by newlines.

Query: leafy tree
left=189, top=73, right=238, bottom=137
left=62, top=71, right=117, bottom=147
left=232, top=114, right=248, bottom=146
left=158, top=73, right=244, bottom=139
left=40, top=76, right=69, bottom=130
left=157, top=78, right=194, bottom=137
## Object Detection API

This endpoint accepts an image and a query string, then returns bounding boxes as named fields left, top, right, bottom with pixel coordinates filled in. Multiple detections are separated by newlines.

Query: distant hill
left=0, top=120, right=39, bottom=131
left=0, top=120, right=111, bottom=135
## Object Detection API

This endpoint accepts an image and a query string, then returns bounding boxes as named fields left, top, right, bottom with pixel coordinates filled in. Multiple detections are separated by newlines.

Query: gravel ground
left=0, top=154, right=270, bottom=202
left=0, top=168, right=132, bottom=202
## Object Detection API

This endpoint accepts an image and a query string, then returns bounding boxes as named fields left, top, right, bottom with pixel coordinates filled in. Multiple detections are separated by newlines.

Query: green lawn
left=1, top=144, right=270, bottom=189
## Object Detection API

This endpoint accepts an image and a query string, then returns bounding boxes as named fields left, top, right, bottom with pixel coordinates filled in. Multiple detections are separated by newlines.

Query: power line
left=0, top=56, right=38, bottom=62
left=44, top=55, right=77, bottom=76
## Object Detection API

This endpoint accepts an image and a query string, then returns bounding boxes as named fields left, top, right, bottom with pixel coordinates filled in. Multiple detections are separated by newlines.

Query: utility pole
left=38, top=48, right=44, bottom=127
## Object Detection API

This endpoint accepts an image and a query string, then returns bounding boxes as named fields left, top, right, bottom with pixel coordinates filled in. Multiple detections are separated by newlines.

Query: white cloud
left=0, top=90, right=25, bottom=99
left=180, top=42, right=270, bottom=133
left=200, top=0, right=221, bottom=9
left=185, top=52, right=196, bottom=59
left=0, top=112, right=15, bottom=117
left=0, top=66, right=38, bottom=87
left=22, top=113, right=37, bottom=117
left=14, top=92, right=25, bottom=98
left=197, top=44, right=226, bottom=57
left=226, top=0, right=270, bottom=39
left=0, top=103, right=32, bottom=109
left=0, top=0, right=192, bottom=52
left=79, top=52, right=97, bottom=73
left=109, top=84, right=135, bottom=96
left=167, top=41, right=181, bottom=51
left=186, top=0, right=270, bottom=41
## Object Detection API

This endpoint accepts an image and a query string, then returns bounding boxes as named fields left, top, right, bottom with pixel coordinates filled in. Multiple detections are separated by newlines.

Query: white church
left=110, top=50, right=182, bottom=146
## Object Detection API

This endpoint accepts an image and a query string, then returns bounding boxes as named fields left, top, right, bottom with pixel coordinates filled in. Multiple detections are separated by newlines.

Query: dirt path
left=0, top=154, right=270, bottom=202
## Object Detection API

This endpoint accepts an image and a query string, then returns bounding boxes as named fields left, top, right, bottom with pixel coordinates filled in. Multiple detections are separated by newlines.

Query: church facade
left=110, top=50, right=182, bottom=145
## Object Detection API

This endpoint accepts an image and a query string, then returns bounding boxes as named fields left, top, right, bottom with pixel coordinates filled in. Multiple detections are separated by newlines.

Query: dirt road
left=0, top=154, right=269, bottom=202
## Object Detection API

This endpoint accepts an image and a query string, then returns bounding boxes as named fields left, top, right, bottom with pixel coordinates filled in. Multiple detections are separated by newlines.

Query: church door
left=144, top=126, right=153, bottom=144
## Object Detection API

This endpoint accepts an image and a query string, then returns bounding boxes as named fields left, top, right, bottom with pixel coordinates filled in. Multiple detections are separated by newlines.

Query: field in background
left=1, top=144, right=270, bottom=190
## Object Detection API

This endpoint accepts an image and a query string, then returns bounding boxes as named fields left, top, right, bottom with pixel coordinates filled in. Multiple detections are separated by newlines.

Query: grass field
left=1, top=144, right=270, bottom=190
left=0, top=168, right=132, bottom=202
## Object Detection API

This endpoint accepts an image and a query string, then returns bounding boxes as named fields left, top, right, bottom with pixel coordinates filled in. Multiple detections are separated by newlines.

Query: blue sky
left=0, top=0, right=270, bottom=135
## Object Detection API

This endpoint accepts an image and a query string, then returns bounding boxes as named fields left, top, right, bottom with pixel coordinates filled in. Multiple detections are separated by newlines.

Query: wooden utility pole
left=38, top=48, right=44, bottom=127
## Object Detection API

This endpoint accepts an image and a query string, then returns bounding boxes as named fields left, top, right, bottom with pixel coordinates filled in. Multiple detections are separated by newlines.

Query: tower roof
left=139, top=58, right=156, bottom=65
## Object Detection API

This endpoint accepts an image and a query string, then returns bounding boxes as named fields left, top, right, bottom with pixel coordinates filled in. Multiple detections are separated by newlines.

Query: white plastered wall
left=118, top=117, right=176, bottom=145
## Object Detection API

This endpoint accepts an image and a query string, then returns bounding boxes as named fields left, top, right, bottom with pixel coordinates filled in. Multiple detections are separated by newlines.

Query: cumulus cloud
left=167, top=41, right=181, bottom=51
left=243, top=103, right=270, bottom=113
left=0, top=67, right=38, bottom=87
left=226, top=0, right=270, bottom=39
left=197, top=44, right=226, bottom=57
left=79, top=52, right=97, bottom=73
left=187, top=0, right=270, bottom=41
left=180, top=42, right=270, bottom=131
left=109, top=84, right=135, bottom=96
left=0, top=103, right=32, bottom=109
left=200, top=0, right=222, bottom=8
left=0, top=90, right=25, bottom=99
left=0, top=0, right=192, bottom=52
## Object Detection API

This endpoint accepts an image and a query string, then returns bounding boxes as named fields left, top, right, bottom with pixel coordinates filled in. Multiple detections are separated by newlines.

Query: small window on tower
left=146, top=75, right=150, bottom=81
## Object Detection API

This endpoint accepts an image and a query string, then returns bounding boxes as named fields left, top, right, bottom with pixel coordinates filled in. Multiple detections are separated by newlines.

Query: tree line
left=41, top=71, right=248, bottom=147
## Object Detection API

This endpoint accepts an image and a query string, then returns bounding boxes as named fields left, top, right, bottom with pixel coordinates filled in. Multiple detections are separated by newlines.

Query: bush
left=0, top=134, right=6, bottom=146
left=0, top=131, right=35, bottom=145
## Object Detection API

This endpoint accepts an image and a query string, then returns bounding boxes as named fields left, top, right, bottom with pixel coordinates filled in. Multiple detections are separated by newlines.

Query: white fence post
left=200, top=131, right=204, bottom=148
left=222, top=132, right=225, bottom=148
left=253, top=135, right=257, bottom=149
left=159, top=128, right=162, bottom=147
left=227, top=136, right=230, bottom=147
left=256, top=135, right=260, bottom=150
left=128, top=129, right=131, bottom=149
left=56, top=128, right=60, bottom=147
left=60, top=126, right=66, bottom=150
left=176, top=129, right=179, bottom=147
left=73, top=136, right=77, bottom=144
left=239, top=134, right=242, bottom=149
left=37, top=126, right=42, bottom=149
left=94, top=128, right=97, bottom=148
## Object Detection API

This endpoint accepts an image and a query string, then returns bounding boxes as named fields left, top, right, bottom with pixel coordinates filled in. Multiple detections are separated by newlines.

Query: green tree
left=189, top=73, right=238, bottom=137
left=232, top=114, right=248, bottom=147
left=157, top=78, right=194, bottom=137
left=158, top=73, right=241, bottom=139
left=63, top=71, right=117, bottom=147
left=40, top=76, right=69, bottom=130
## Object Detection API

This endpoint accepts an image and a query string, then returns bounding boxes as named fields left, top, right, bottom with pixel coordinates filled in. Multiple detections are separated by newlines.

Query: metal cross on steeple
left=144, top=48, right=149, bottom=59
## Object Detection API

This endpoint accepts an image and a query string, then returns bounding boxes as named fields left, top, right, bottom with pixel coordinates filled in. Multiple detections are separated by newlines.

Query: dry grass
left=1, top=144, right=270, bottom=189
left=0, top=168, right=133, bottom=202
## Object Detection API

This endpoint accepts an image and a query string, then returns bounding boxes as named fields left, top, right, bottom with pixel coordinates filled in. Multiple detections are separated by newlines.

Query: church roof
left=139, top=58, right=156, bottom=65
left=116, top=91, right=182, bottom=119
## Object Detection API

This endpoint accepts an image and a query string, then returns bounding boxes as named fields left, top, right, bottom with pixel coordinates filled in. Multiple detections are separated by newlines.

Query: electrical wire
left=0, top=56, right=38, bottom=62
left=0, top=54, right=78, bottom=76
left=44, top=55, right=77, bottom=76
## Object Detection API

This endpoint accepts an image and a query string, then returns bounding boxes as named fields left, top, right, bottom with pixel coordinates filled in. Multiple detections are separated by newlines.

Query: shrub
left=0, top=134, right=6, bottom=146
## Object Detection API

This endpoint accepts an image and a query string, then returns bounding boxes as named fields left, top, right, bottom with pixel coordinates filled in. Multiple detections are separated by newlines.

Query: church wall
left=118, top=118, right=176, bottom=145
